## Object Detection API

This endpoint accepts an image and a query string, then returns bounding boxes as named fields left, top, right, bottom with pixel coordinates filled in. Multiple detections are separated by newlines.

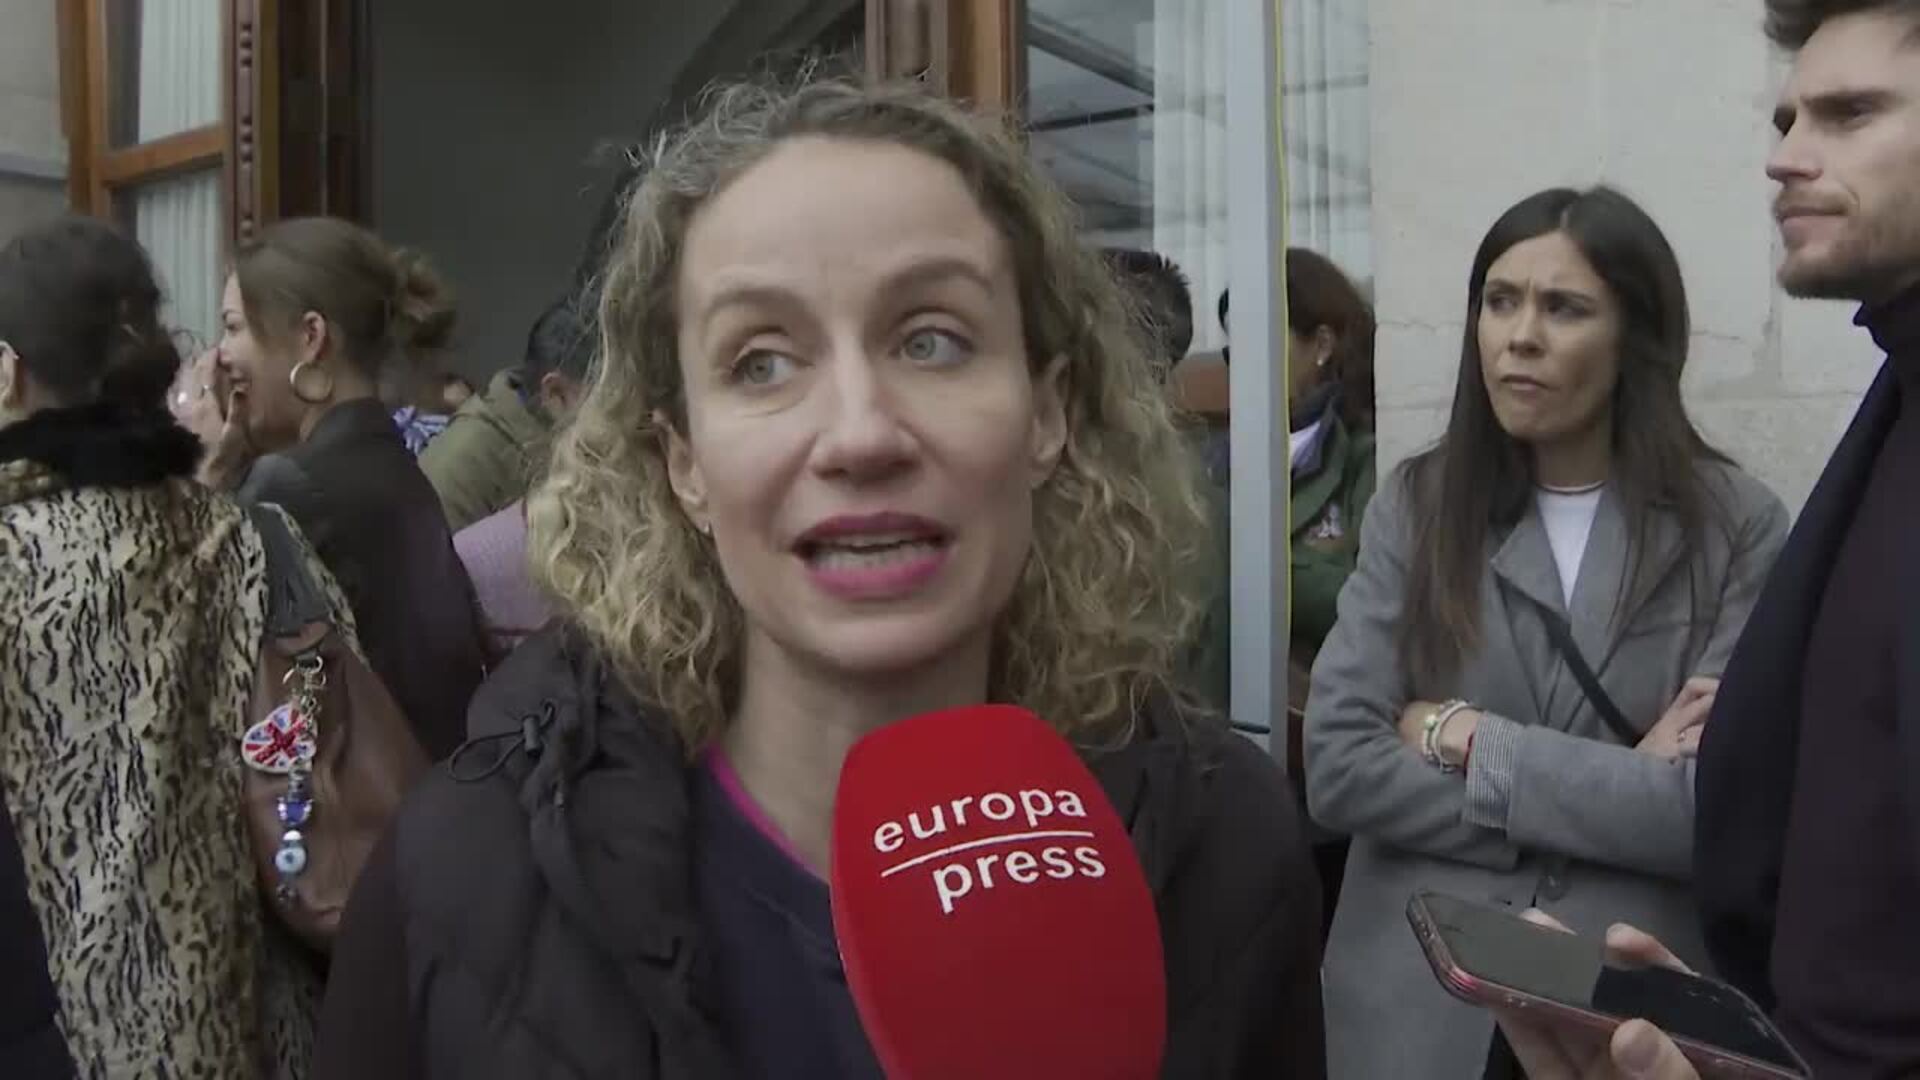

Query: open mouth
left=796, top=531, right=953, bottom=571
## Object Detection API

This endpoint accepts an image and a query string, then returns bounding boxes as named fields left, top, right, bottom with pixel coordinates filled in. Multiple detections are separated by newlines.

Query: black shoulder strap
left=246, top=503, right=332, bottom=638
left=1525, top=595, right=1641, bottom=745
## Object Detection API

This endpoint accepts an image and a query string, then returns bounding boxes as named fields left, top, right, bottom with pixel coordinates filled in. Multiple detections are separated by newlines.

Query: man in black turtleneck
left=1497, top=3, right=1920, bottom=1078
left=1692, top=3, right=1920, bottom=1077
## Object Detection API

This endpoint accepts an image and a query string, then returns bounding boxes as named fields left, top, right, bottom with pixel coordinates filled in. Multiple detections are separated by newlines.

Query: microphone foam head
left=830, top=704, right=1166, bottom=1079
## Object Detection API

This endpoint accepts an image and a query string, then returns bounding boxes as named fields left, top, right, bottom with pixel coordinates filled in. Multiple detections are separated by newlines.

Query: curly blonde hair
left=530, top=76, right=1217, bottom=750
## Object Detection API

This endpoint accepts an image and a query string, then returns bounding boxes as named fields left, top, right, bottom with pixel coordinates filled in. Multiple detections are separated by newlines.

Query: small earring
left=288, top=360, right=334, bottom=405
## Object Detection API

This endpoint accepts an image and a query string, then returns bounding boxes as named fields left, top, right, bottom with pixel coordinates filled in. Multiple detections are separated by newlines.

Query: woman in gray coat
left=1305, top=186, right=1789, bottom=1079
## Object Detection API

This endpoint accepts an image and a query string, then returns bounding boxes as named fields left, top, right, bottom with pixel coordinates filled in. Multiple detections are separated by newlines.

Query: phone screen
left=1419, top=893, right=1801, bottom=1072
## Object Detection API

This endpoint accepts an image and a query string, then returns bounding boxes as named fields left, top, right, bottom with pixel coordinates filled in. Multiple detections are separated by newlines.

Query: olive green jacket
left=1189, top=415, right=1376, bottom=712
left=419, top=371, right=549, bottom=532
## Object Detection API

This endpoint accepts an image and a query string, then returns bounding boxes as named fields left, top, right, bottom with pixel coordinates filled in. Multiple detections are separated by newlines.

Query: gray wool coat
left=1305, top=459, right=1789, bottom=1079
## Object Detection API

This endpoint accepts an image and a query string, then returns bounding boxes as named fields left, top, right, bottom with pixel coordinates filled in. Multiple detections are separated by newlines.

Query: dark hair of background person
left=1287, top=247, right=1376, bottom=431
left=233, top=217, right=456, bottom=383
left=518, top=295, right=596, bottom=391
left=1764, top=0, right=1920, bottom=47
left=0, top=216, right=179, bottom=413
left=1102, top=248, right=1194, bottom=380
left=1399, top=185, right=1732, bottom=686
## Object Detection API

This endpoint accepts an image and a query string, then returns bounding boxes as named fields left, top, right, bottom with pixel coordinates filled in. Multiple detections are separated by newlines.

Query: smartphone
left=1407, top=890, right=1809, bottom=1080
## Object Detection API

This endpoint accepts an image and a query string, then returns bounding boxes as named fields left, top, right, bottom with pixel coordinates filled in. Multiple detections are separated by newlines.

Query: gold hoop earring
left=288, top=360, right=335, bottom=405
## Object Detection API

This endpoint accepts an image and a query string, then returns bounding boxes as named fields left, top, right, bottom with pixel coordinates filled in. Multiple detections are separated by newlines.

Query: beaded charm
left=241, top=653, right=326, bottom=902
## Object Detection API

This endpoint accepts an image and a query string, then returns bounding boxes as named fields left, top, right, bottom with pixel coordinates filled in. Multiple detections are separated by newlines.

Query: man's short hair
left=520, top=295, right=596, bottom=389
left=1101, top=248, right=1194, bottom=378
left=1766, top=0, right=1920, bottom=49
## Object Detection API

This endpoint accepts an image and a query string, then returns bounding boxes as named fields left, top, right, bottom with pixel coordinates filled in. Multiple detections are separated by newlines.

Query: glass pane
left=1027, top=0, right=1230, bottom=356
left=1282, top=1, right=1372, bottom=289
left=106, top=0, right=223, bottom=149
left=113, top=167, right=222, bottom=349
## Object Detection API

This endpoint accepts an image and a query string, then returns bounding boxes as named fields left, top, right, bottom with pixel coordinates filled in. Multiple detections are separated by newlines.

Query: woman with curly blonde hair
left=314, top=75, right=1324, bottom=1079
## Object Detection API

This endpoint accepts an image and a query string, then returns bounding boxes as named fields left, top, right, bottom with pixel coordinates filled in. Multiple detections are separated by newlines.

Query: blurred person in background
left=0, top=216, right=355, bottom=1078
left=1102, top=247, right=1194, bottom=382
left=452, top=294, right=597, bottom=660
left=420, top=297, right=595, bottom=532
left=1272, top=247, right=1380, bottom=938
left=200, top=217, right=488, bottom=759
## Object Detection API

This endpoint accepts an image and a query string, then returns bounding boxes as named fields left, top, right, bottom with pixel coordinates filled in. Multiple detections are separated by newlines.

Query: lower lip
left=1501, top=380, right=1548, bottom=398
left=801, top=540, right=951, bottom=600
left=1778, top=215, right=1832, bottom=242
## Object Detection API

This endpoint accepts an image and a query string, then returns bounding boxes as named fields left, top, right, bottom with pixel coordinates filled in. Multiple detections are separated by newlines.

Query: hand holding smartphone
left=1406, top=891, right=1809, bottom=1079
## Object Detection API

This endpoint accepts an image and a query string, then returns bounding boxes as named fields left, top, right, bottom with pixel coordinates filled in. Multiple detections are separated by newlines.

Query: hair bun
left=389, top=247, right=456, bottom=352
left=97, top=320, right=182, bottom=410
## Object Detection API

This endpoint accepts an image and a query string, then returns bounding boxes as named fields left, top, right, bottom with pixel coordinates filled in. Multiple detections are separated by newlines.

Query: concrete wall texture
left=1365, top=0, right=1880, bottom=514
left=0, top=0, right=67, bottom=245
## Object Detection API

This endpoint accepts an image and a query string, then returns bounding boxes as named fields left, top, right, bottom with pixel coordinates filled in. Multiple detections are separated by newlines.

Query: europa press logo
left=871, top=785, right=1107, bottom=915
left=829, top=705, right=1167, bottom=1078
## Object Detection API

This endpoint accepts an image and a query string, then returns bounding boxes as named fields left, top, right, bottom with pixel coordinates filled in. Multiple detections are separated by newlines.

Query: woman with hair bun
left=0, top=215, right=349, bottom=1077
left=205, top=217, right=488, bottom=758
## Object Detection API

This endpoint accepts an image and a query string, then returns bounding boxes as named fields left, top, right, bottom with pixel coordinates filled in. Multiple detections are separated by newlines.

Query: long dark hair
left=1286, top=247, right=1375, bottom=430
left=1401, top=186, right=1730, bottom=686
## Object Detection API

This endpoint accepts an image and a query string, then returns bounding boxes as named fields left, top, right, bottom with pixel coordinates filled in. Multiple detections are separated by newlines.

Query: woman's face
left=1476, top=230, right=1621, bottom=450
left=666, top=136, right=1068, bottom=684
left=217, top=274, right=314, bottom=452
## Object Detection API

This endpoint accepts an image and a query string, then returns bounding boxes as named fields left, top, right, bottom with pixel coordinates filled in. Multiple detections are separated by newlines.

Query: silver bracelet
left=1422, top=699, right=1474, bottom=773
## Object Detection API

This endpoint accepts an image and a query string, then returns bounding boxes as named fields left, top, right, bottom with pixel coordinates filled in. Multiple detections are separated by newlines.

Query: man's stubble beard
left=1780, top=188, right=1920, bottom=303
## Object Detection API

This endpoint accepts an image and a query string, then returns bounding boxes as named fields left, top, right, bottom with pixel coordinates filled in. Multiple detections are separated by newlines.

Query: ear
left=539, top=372, right=582, bottom=417
left=1312, top=325, right=1338, bottom=369
left=1029, top=354, right=1070, bottom=489
left=657, top=409, right=710, bottom=532
left=299, top=312, right=328, bottom=365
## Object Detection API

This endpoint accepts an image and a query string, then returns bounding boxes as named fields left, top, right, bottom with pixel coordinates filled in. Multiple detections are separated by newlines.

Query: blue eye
left=902, top=327, right=972, bottom=367
left=733, top=350, right=797, bottom=387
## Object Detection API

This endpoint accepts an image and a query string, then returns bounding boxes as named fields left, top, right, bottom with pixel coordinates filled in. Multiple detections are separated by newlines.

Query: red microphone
left=830, top=704, right=1166, bottom=1079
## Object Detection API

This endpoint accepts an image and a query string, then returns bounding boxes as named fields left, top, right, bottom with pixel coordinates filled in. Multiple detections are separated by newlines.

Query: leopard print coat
left=0, top=406, right=358, bottom=1078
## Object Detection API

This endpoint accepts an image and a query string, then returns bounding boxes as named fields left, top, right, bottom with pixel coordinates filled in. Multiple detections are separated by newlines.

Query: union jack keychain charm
left=243, top=652, right=325, bottom=900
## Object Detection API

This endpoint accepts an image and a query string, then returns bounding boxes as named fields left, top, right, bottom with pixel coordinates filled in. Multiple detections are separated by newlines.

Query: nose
left=1507, top=301, right=1546, bottom=358
left=1766, top=123, right=1819, bottom=186
left=807, top=341, right=918, bottom=483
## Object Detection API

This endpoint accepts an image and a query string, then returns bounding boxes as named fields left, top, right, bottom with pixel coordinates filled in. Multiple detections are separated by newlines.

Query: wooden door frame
left=228, top=0, right=369, bottom=247
left=869, top=0, right=1024, bottom=110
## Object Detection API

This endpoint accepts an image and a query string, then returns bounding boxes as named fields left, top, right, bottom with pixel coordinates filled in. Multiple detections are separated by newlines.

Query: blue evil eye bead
left=274, top=836, right=308, bottom=877
left=276, top=795, right=312, bottom=828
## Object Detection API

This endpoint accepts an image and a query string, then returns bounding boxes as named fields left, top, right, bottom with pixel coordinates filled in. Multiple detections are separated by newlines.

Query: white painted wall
left=0, top=0, right=67, bottom=244
left=1366, top=0, right=1880, bottom=514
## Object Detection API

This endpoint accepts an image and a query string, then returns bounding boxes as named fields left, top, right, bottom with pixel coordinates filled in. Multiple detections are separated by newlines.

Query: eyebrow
left=1483, top=278, right=1598, bottom=305
left=695, top=253, right=999, bottom=326
left=1774, top=88, right=1899, bottom=133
